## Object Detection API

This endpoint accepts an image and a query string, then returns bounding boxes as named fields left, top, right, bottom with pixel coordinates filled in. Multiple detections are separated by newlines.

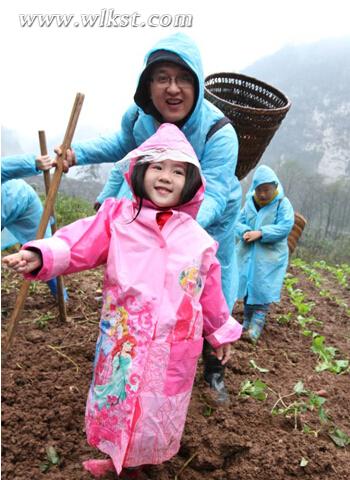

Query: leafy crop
left=238, top=378, right=350, bottom=448
left=311, top=335, right=349, bottom=374
left=239, top=379, right=268, bottom=401
left=276, top=312, right=292, bottom=325
left=271, top=381, right=328, bottom=431
left=328, top=427, right=350, bottom=447
left=313, top=260, right=349, bottom=289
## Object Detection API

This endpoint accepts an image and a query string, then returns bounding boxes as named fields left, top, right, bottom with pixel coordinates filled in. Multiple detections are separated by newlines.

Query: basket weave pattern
left=288, top=212, right=307, bottom=254
left=204, top=73, right=291, bottom=180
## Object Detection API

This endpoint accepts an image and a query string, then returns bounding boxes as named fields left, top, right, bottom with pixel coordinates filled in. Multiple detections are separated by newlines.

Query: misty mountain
left=27, top=175, right=104, bottom=204
left=242, top=36, right=350, bottom=179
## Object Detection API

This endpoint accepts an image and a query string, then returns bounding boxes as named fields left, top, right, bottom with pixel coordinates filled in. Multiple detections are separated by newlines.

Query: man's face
left=149, top=62, right=195, bottom=124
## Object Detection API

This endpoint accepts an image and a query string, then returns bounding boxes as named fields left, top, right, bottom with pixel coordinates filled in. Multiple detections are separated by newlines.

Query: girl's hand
left=2, top=250, right=42, bottom=274
left=35, top=154, right=55, bottom=171
left=243, top=230, right=262, bottom=243
left=215, top=343, right=231, bottom=365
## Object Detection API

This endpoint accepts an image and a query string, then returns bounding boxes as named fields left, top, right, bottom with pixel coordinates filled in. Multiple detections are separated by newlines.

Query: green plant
left=239, top=379, right=268, bottom=401
left=328, top=427, right=350, bottom=447
left=35, top=312, right=55, bottom=329
left=271, top=381, right=328, bottom=430
left=292, top=259, right=324, bottom=288
left=296, top=315, right=323, bottom=329
left=311, top=335, right=349, bottom=374
left=40, top=445, right=60, bottom=472
left=276, top=312, right=292, bottom=325
left=284, top=274, right=299, bottom=291
left=313, top=260, right=349, bottom=289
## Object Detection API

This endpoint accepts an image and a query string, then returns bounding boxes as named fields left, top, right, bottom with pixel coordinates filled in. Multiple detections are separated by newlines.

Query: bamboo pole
left=38, top=130, right=67, bottom=323
left=3, top=93, right=84, bottom=362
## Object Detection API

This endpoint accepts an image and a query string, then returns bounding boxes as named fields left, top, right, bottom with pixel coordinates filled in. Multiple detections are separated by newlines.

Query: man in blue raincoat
left=1, top=155, right=67, bottom=300
left=59, top=33, right=242, bottom=400
left=236, top=165, right=294, bottom=343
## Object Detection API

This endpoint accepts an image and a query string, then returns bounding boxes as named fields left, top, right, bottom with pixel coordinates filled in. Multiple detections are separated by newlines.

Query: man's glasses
left=151, top=73, right=194, bottom=89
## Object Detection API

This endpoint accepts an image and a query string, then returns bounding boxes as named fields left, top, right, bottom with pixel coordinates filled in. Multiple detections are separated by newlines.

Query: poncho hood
left=123, top=123, right=205, bottom=219
left=134, top=33, right=204, bottom=127
left=248, top=165, right=285, bottom=200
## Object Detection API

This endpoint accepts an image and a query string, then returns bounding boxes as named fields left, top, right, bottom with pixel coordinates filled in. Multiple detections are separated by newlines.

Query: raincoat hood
left=249, top=165, right=285, bottom=200
left=134, top=33, right=204, bottom=127
left=123, top=123, right=205, bottom=218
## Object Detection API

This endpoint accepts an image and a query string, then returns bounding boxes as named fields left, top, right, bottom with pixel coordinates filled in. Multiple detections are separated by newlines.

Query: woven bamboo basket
left=204, top=72, right=291, bottom=180
left=288, top=212, right=307, bottom=254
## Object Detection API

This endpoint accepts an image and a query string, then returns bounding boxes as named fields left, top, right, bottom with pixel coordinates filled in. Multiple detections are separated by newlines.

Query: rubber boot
left=202, top=340, right=229, bottom=403
left=248, top=309, right=267, bottom=343
left=82, top=459, right=115, bottom=477
left=243, top=302, right=253, bottom=330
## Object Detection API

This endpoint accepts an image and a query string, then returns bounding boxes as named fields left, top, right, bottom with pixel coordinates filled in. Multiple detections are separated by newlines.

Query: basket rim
left=204, top=71, right=291, bottom=114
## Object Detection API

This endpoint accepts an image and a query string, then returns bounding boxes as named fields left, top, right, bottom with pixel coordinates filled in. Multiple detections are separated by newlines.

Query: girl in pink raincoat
left=3, top=124, right=242, bottom=479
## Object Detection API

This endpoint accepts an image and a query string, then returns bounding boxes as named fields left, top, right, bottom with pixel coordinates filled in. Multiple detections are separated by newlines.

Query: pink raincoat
left=24, top=124, right=242, bottom=474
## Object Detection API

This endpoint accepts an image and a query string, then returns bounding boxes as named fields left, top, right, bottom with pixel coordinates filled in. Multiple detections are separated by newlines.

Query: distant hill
left=27, top=175, right=104, bottom=204
left=242, top=37, right=350, bottom=179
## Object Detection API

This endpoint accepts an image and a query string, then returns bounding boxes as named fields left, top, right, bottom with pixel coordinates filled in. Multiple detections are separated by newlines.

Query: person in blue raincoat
left=1, top=154, right=67, bottom=299
left=236, top=165, right=294, bottom=343
left=1, top=154, right=53, bottom=244
left=59, top=32, right=242, bottom=400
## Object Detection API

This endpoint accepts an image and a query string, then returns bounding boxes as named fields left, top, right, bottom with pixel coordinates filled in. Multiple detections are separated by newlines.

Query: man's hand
left=243, top=230, right=262, bottom=243
left=54, top=147, right=76, bottom=173
left=2, top=250, right=42, bottom=274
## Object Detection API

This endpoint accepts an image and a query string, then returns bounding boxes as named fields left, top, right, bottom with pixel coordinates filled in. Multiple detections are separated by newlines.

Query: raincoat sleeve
left=196, top=123, right=239, bottom=229
left=260, top=198, right=294, bottom=243
left=1, top=154, right=40, bottom=183
left=200, top=254, right=242, bottom=348
left=22, top=198, right=120, bottom=281
left=235, top=206, right=251, bottom=238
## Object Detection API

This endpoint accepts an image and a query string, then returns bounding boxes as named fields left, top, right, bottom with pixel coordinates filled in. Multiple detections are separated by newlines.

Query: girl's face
left=144, top=159, right=187, bottom=208
left=255, top=183, right=277, bottom=203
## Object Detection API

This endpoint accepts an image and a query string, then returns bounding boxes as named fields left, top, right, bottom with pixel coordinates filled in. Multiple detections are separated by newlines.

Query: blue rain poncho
left=236, top=165, right=294, bottom=305
left=72, top=33, right=242, bottom=309
left=1, top=155, right=68, bottom=299
left=1, top=155, right=50, bottom=247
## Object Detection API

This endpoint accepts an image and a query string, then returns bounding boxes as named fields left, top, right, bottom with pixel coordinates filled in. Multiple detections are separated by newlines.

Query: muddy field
left=2, top=262, right=350, bottom=479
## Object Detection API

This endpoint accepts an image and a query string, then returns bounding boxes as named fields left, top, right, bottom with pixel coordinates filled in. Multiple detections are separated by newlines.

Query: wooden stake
left=38, top=130, right=67, bottom=323
left=3, top=93, right=84, bottom=362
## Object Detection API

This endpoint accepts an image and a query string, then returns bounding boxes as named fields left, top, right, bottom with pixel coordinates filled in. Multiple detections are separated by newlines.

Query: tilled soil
left=2, top=264, right=350, bottom=479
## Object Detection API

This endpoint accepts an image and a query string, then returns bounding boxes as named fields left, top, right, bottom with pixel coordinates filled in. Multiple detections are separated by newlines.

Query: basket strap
left=274, top=198, right=284, bottom=222
left=205, top=116, right=231, bottom=142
